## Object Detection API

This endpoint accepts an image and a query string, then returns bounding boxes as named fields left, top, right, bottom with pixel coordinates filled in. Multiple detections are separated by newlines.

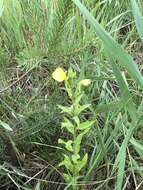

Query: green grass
left=0, top=0, right=143, bottom=189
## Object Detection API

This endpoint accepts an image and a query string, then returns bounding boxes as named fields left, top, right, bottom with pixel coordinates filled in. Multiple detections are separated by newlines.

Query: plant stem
left=72, top=102, right=78, bottom=190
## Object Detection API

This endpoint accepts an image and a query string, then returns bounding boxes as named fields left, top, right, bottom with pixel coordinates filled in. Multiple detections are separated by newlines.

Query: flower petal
left=52, top=67, right=66, bottom=82
left=80, top=79, right=91, bottom=86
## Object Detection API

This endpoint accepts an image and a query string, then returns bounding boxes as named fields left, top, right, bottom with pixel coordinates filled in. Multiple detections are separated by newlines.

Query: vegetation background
left=0, top=0, right=143, bottom=189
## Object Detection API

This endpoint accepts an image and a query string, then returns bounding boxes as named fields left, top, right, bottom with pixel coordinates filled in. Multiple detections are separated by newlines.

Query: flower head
left=52, top=67, right=66, bottom=82
left=80, top=79, right=91, bottom=86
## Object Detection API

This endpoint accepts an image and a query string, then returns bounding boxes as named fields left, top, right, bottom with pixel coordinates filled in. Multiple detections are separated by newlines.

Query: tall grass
left=0, top=0, right=143, bottom=189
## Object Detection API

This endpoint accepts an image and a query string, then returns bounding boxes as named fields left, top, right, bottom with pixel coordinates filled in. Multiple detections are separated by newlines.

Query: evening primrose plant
left=52, top=67, right=94, bottom=189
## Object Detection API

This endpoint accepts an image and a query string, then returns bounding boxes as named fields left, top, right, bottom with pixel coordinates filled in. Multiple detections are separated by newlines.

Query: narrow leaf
left=62, top=117, right=74, bottom=134
left=131, top=0, right=143, bottom=41
left=78, top=120, right=95, bottom=130
left=0, top=120, right=13, bottom=131
left=72, top=0, right=143, bottom=88
left=35, top=182, right=40, bottom=190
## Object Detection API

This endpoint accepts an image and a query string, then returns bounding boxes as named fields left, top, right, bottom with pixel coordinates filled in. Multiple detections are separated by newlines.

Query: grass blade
left=0, top=0, right=4, bottom=17
left=106, top=49, right=137, bottom=121
left=105, top=49, right=137, bottom=189
left=0, top=120, right=13, bottom=131
left=131, top=0, right=143, bottom=41
left=72, top=0, right=143, bottom=88
left=35, top=182, right=40, bottom=190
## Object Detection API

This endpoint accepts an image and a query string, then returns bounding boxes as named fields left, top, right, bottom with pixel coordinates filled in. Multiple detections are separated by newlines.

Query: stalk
left=72, top=98, right=79, bottom=190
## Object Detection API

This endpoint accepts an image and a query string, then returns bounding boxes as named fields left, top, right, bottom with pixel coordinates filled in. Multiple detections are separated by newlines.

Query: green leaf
left=58, top=139, right=73, bottom=152
left=67, top=67, right=76, bottom=79
left=86, top=113, right=123, bottom=181
left=130, top=156, right=143, bottom=177
left=74, top=134, right=83, bottom=154
left=72, top=0, right=143, bottom=88
left=59, top=155, right=73, bottom=173
left=65, top=87, right=73, bottom=99
left=61, top=117, right=74, bottom=134
left=63, top=173, right=72, bottom=183
left=115, top=147, right=126, bottom=190
left=58, top=105, right=73, bottom=115
left=106, top=50, right=137, bottom=121
left=95, top=99, right=124, bottom=114
left=0, top=0, right=4, bottom=17
left=131, top=0, right=143, bottom=41
left=72, top=154, right=80, bottom=164
left=112, top=121, right=139, bottom=190
left=35, top=182, right=40, bottom=190
left=0, top=120, right=13, bottom=131
left=74, top=94, right=83, bottom=105
left=75, top=104, right=91, bottom=115
left=73, top=116, right=80, bottom=126
left=130, top=138, right=143, bottom=159
left=105, top=45, right=137, bottom=189
left=76, top=153, right=88, bottom=173
left=65, top=141, right=73, bottom=152
left=78, top=120, right=95, bottom=130
left=74, top=129, right=88, bottom=154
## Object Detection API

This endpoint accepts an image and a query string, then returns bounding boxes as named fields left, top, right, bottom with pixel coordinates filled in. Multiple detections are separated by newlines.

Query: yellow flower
left=80, top=79, right=91, bottom=86
left=52, top=67, right=66, bottom=82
